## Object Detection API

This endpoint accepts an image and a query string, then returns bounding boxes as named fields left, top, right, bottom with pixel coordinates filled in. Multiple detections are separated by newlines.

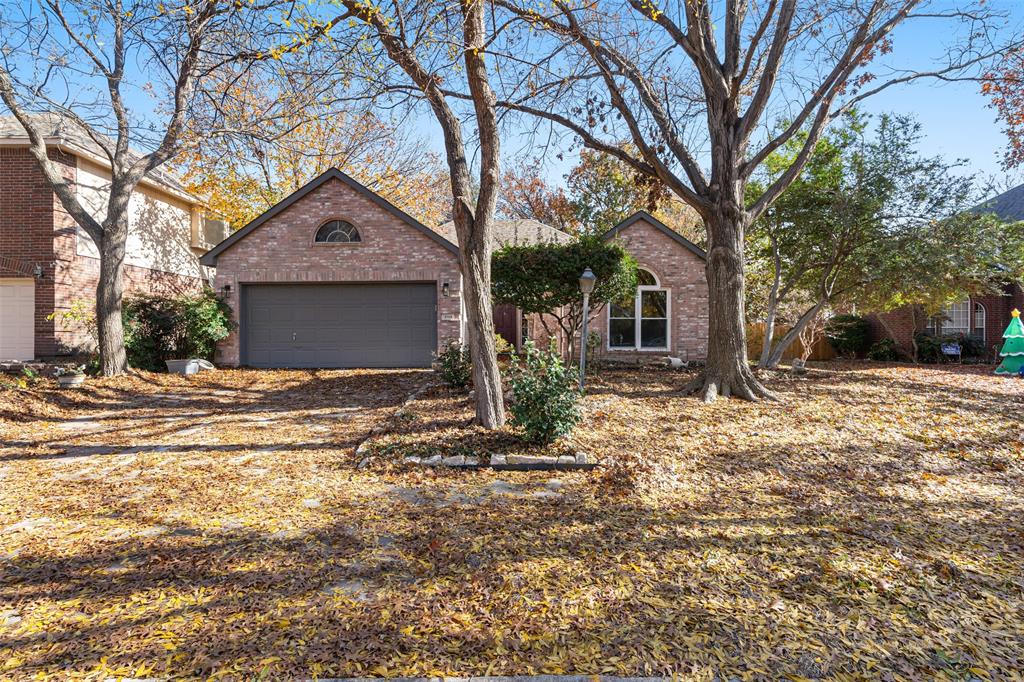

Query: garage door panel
left=0, top=280, right=35, bottom=361
left=244, top=283, right=437, bottom=368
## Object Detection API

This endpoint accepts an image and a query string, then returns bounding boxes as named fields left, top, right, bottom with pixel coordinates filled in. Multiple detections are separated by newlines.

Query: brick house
left=0, top=115, right=224, bottom=361
left=867, top=182, right=1024, bottom=359
left=593, top=211, right=709, bottom=363
left=200, top=169, right=709, bottom=368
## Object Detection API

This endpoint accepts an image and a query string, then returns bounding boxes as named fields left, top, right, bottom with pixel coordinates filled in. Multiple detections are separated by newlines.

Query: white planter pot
left=165, top=359, right=215, bottom=375
left=57, top=374, right=86, bottom=388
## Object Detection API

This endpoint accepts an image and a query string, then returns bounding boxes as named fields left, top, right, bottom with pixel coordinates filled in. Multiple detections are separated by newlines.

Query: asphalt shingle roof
left=0, top=113, right=194, bottom=198
left=976, top=182, right=1024, bottom=222
left=435, top=218, right=571, bottom=247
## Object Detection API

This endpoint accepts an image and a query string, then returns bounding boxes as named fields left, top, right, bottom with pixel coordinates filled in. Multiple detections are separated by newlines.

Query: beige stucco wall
left=74, top=158, right=203, bottom=279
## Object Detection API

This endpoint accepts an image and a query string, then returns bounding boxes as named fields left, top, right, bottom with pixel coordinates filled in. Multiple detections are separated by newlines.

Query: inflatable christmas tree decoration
left=995, top=309, right=1024, bottom=376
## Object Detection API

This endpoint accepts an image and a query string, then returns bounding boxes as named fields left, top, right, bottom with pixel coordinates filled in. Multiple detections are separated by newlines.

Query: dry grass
left=0, top=362, right=1022, bottom=679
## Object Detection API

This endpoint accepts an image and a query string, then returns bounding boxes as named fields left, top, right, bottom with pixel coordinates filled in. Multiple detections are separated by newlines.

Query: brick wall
left=211, top=176, right=462, bottom=366
left=975, top=284, right=1024, bottom=355
left=0, top=147, right=67, bottom=357
left=868, top=282, right=1024, bottom=359
left=1, top=146, right=203, bottom=358
left=867, top=307, right=920, bottom=355
left=588, top=217, right=709, bottom=362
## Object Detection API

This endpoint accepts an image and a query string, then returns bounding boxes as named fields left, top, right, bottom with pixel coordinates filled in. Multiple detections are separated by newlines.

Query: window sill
left=607, top=346, right=669, bottom=352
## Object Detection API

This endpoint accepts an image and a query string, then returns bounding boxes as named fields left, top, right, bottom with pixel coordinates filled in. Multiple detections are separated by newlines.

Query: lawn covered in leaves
left=1, top=363, right=1022, bottom=679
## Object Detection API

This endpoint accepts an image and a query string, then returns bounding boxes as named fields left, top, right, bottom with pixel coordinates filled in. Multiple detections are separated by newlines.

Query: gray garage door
left=243, top=283, right=437, bottom=368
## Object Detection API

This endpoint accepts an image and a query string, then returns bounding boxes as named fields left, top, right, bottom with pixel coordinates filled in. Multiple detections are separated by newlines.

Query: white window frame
left=928, top=298, right=985, bottom=344
left=607, top=268, right=671, bottom=352
left=973, top=301, right=986, bottom=344
left=312, top=218, right=362, bottom=244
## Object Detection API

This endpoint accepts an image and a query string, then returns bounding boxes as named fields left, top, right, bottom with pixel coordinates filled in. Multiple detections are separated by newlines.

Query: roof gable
left=0, top=113, right=197, bottom=201
left=200, top=168, right=458, bottom=266
left=602, top=211, right=706, bottom=260
left=976, top=182, right=1024, bottom=222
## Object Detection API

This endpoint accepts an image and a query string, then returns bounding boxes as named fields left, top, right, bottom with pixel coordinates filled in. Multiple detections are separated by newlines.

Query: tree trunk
left=758, top=237, right=782, bottom=368
left=758, top=300, right=778, bottom=368
left=96, top=219, right=129, bottom=376
left=686, top=208, right=775, bottom=402
left=762, top=300, right=826, bottom=369
left=456, top=209, right=505, bottom=429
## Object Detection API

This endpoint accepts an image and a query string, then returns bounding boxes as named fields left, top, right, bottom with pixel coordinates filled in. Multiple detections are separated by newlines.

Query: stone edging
left=355, top=381, right=598, bottom=472
left=402, top=450, right=596, bottom=471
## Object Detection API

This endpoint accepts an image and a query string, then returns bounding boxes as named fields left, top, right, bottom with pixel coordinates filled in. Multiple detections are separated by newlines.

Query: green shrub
left=123, top=289, right=233, bottom=371
left=123, top=295, right=180, bottom=370
left=179, top=289, right=234, bottom=360
left=824, top=314, right=871, bottom=357
left=914, top=331, right=985, bottom=363
left=867, top=338, right=900, bottom=361
left=914, top=332, right=942, bottom=363
left=494, top=333, right=514, bottom=356
left=434, top=341, right=472, bottom=388
left=958, top=333, right=986, bottom=360
left=507, top=340, right=581, bottom=444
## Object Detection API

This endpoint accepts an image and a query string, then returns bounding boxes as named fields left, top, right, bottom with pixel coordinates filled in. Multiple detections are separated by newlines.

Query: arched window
left=928, top=298, right=985, bottom=342
left=608, top=268, right=669, bottom=350
left=314, top=220, right=361, bottom=243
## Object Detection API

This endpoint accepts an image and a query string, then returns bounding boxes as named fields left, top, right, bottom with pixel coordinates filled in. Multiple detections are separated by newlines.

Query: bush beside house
left=124, top=290, right=233, bottom=371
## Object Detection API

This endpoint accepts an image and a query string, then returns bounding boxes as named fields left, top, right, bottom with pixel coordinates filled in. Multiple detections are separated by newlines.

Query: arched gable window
left=314, top=219, right=361, bottom=243
left=608, top=268, right=669, bottom=350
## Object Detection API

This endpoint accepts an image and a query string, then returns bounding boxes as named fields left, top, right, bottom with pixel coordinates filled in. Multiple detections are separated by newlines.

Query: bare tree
left=0, top=0, right=297, bottom=375
left=331, top=0, right=507, bottom=428
left=475, top=0, right=1020, bottom=401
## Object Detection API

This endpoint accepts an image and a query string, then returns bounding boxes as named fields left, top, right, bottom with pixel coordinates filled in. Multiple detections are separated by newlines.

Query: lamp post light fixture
left=578, top=267, right=597, bottom=392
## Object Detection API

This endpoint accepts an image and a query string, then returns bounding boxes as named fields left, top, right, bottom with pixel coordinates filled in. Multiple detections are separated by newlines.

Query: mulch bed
left=1, top=362, right=1022, bottom=679
left=362, top=383, right=579, bottom=468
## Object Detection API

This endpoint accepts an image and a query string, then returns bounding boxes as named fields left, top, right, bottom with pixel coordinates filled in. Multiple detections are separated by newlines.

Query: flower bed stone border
left=356, top=381, right=598, bottom=471
left=400, top=451, right=596, bottom=471
left=490, top=451, right=594, bottom=470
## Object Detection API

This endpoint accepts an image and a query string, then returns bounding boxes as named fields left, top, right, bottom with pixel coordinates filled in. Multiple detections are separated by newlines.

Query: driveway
left=1, top=369, right=428, bottom=521
left=0, top=368, right=578, bottom=678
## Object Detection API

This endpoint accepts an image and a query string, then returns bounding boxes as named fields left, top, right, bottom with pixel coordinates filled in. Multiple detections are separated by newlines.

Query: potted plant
left=55, top=365, right=87, bottom=388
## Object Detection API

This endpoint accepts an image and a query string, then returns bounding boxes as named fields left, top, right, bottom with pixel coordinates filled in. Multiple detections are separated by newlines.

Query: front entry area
left=0, top=279, right=35, bottom=361
left=242, top=283, right=437, bottom=368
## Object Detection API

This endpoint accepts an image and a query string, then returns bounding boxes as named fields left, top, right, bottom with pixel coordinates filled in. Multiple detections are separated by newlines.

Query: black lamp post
left=578, top=267, right=597, bottom=391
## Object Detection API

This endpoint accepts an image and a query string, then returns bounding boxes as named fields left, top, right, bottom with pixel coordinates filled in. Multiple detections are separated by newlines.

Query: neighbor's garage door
left=243, top=283, right=437, bottom=368
left=0, top=279, right=35, bottom=361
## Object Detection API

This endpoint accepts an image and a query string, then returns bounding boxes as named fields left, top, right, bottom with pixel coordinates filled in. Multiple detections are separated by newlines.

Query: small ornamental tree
left=492, top=236, right=638, bottom=360
left=995, top=309, right=1024, bottom=376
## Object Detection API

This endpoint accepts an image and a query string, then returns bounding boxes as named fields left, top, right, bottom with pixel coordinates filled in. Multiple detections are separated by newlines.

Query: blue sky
left=435, top=1, right=1024, bottom=192
left=850, top=6, right=1021, bottom=189
left=3, top=0, right=1020, bottom=192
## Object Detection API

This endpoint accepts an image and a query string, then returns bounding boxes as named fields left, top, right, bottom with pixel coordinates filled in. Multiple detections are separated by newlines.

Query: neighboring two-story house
left=0, top=115, right=226, bottom=361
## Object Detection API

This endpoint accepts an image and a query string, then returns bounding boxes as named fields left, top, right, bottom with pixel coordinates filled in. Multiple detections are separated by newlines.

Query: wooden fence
left=746, top=322, right=836, bottom=362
